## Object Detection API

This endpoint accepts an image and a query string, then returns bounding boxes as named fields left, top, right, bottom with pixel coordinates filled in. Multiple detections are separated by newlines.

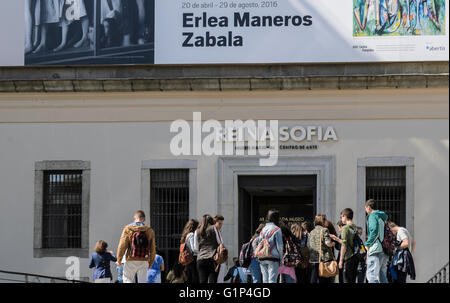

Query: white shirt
left=396, top=227, right=412, bottom=251
left=186, top=232, right=197, bottom=256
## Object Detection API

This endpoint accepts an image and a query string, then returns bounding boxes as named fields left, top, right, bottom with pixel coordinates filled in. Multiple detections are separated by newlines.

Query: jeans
left=249, top=258, right=262, bottom=283
left=259, top=260, right=280, bottom=283
left=283, top=274, right=296, bottom=283
left=366, top=253, right=388, bottom=283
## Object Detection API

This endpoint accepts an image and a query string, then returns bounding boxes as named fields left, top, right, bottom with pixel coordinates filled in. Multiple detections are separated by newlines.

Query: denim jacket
left=254, top=222, right=284, bottom=261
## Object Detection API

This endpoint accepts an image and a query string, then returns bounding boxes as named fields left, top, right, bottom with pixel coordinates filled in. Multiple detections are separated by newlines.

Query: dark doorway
left=238, top=175, right=316, bottom=250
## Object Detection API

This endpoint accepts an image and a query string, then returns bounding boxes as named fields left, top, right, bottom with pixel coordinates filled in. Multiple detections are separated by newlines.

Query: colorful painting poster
left=353, top=0, right=446, bottom=36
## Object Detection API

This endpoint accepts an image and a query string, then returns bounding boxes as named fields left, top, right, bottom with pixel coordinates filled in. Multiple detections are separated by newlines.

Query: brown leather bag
left=214, top=229, right=228, bottom=271
left=214, top=243, right=228, bottom=264
left=318, top=229, right=339, bottom=278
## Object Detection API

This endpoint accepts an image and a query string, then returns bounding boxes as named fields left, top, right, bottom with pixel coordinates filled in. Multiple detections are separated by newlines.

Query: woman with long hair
left=180, top=218, right=199, bottom=283
left=254, top=209, right=284, bottom=283
left=291, top=222, right=311, bottom=284
left=249, top=223, right=265, bottom=283
left=194, top=214, right=219, bottom=283
left=309, top=214, right=335, bottom=284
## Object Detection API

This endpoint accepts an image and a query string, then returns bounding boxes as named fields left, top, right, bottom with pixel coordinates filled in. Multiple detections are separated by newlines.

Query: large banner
left=0, top=0, right=448, bottom=66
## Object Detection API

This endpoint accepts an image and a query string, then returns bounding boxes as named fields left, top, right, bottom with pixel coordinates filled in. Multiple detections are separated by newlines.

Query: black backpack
left=353, top=233, right=367, bottom=261
left=131, top=231, right=149, bottom=258
left=239, top=240, right=253, bottom=268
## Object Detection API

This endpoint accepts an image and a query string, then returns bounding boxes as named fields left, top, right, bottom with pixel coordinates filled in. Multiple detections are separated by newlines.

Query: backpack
left=380, top=221, right=395, bottom=257
left=130, top=231, right=149, bottom=259
left=214, top=243, right=228, bottom=266
left=179, top=242, right=194, bottom=266
left=353, top=233, right=367, bottom=261
left=298, top=234, right=310, bottom=269
left=239, top=240, right=253, bottom=268
left=282, top=236, right=302, bottom=267
left=254, top=227, right=280, bottom=259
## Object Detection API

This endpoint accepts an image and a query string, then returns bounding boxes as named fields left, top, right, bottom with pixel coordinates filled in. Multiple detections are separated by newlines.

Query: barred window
left=366, top=167, right=406, bottom=226
left=42, top=171, right=83, bottom=249
left=150, top=169, right=189, bottom=273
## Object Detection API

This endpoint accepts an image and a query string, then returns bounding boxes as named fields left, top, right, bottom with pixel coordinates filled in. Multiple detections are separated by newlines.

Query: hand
left=116, top=261, right=122, bottom=266
left=339, top=261, right=343, bottom=269
left=109, top=251, right=114, bottom=255
left=330, top=234, right=338, bottom=241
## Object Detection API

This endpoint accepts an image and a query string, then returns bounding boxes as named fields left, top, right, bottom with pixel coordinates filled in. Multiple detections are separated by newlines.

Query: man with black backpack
left=364, top=200, right=389, bottom=283
left=331, top=208, right=360, bottom=283
left=116, top=210, right=156, bottom=283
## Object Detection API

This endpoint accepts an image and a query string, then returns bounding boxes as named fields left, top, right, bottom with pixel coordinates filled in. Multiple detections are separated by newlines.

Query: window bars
left=366, top=166, right=406, bottom=227
left=42, top=171, right=83, bottom=249
left=150, top=169, right=189, bottom=271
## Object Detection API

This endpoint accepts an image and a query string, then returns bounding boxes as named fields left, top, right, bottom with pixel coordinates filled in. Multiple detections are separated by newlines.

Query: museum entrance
left=238, top=175, right=316, bottom=248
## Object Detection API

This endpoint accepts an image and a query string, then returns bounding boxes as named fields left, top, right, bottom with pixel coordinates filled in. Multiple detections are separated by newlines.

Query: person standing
left=364, top=199, right=389, bottom=283
left=249, top=224, right=265, bottom=283
left=116, top=210, right=156, bottom=283
left=290, top=223, right=311, bottom=284
left=309, top=214, right=335, bottom=284
left=167, top=262, right=188, bottom=283
left=388, top=221, right=416, bottom=283
left=180, top=219, right=200, bottom=283
left=333, top=220, right=345, bottom=284
left=147, top=251, right=164, bottom=283
left=89, top=240, right=117, bottom=283
left=279, top=220, right=302, bottom=283
left=195, top=214, right=219, bottom=283
left=254, top=209, right=284, bottom=283
left=356, top=226, right=367, bottom=283
left=331, top=208, right=359, bottom=283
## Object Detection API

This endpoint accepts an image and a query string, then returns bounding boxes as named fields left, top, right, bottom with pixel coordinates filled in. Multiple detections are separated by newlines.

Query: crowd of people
left=25, top=0, right=152, bottom=54
left=88, top=199, right=416, bottom=284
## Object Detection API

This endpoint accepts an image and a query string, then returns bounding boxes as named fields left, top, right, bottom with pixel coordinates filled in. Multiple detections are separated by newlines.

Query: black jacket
left=392, top=248, right=416, bottom=280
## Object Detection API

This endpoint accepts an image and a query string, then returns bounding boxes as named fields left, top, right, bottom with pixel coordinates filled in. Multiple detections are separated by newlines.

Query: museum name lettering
left=182, top=12, right=313, bottom=47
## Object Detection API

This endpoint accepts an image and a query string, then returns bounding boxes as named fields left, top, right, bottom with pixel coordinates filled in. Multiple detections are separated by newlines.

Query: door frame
left=218, top=155, right=336, bottom=263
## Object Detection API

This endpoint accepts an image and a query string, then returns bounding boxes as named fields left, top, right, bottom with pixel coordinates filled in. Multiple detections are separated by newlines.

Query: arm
left=323, top=229, right=334, bottom=248
left=339, top=228, right=349, bottom=267
left=411, top=240, right=416, bottom=255
left=276, top=230, right=284, bottom=257
left=147, top=229, right=157, bottom=267
left=160, top=257, right=165, bottom=272
left=109, top=251, right=117, bottom=263
left=398, top=238, right=409, bottom=250
left=339, top=246, right=346, bottom=268
left=365, top=215, right=379, bottom=248
left=330, top=234, right=343, bottom=244
left=116, top=227, right=129, bottom=265
left=88, top=255, right=95, bottom=268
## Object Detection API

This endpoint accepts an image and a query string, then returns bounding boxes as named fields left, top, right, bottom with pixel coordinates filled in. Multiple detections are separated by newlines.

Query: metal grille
left=42, top=171, right=82, bottom=249
left=150, top=169, right=189, bottom=273
left=366, top=167, right=406, bottom=226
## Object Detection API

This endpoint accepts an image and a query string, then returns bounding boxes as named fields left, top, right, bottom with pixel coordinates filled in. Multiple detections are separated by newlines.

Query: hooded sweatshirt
left=365, top=210, right=388, bottom=256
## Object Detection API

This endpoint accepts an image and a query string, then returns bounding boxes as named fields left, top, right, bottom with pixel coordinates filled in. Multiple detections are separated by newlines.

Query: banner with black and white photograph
left=0, top=0, right=448, bottom=66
